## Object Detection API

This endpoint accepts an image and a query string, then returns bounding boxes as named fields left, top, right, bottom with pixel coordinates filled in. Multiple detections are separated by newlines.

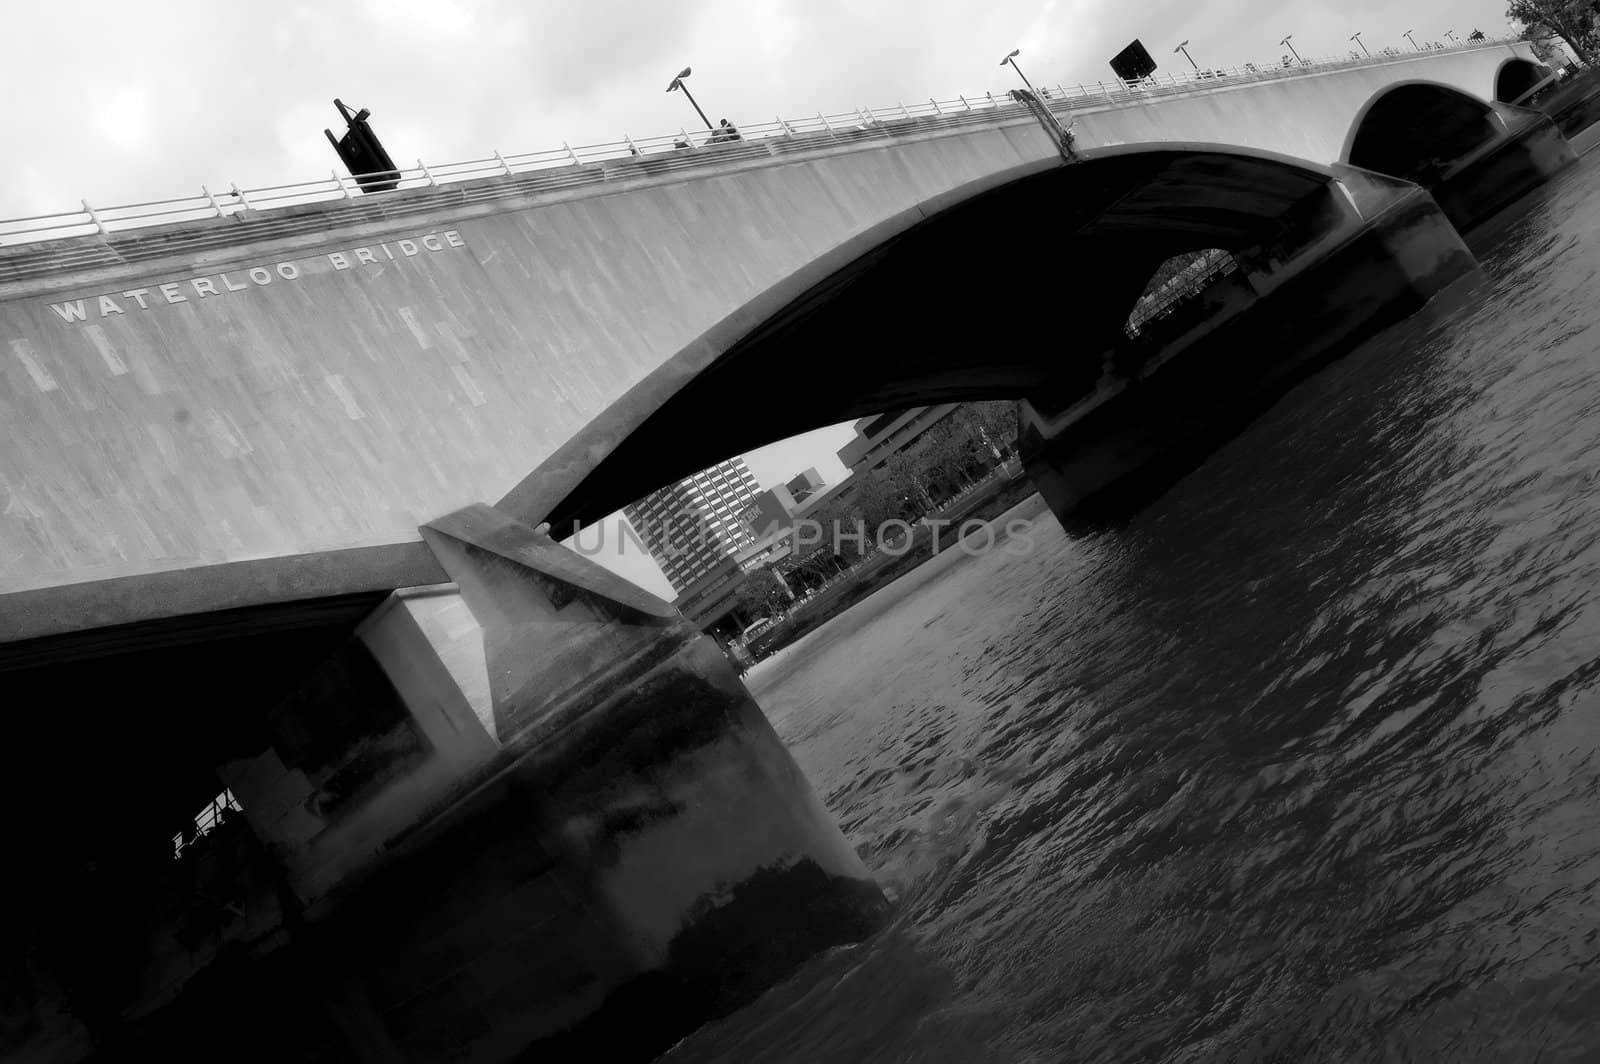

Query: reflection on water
left=664, top=155, right=1600, bottom=1063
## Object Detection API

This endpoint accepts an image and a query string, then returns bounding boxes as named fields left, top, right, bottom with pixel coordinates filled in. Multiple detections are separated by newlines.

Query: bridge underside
left=0, top=594, right=389, bottom=1057
left=1, top=511, right=890, bottom=1063
left=536, top=149, right=1334, bottom=532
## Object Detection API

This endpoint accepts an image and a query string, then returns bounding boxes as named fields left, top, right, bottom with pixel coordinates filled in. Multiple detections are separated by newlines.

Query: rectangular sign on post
left=325, top=99, right=401, bottom=193
left=1110, top=40, right=1158, bottom=83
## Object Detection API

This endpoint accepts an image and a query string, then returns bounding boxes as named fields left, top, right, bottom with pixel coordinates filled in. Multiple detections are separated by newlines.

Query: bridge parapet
left=0, top=36, right=1552, bottom=607
left=0, top=37, right=1526, bottom=264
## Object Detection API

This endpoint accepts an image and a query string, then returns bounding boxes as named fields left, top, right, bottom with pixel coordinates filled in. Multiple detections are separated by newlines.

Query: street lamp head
left=1000, top=48, right=1020, bottom=65
left=1280, top=34, right=1292, bottom=44
left=666, top=66, right=692, bottom=91
left=1175, top=40, right=1189, bottom=52
left=1350, top=31, right=1361, bottom=40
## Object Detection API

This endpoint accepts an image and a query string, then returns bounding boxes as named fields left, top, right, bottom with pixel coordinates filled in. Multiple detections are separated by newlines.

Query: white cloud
left=89, top=86, right=153, bottom=151
left=356, top=0, right=479, bottom=38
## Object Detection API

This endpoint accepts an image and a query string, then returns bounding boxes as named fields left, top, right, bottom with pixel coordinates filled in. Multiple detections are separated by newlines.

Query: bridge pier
left=1018, top=175, right=1476, bottom=527
left=1522, top=67, right=1600, bottom=146
left=1428, top=106, right=1577, bottom=230
left=137, top=506, right=885, bottom=1061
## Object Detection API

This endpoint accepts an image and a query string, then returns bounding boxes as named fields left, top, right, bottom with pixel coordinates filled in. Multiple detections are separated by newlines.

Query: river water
left=665, top=154, right=1600, bottom=1062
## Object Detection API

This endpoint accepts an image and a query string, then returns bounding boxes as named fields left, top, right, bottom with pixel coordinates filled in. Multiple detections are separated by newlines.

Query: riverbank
left=744, top=467, right=1039, bottom=660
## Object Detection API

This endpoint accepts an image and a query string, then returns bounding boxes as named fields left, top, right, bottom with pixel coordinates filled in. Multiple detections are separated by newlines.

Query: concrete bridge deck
left=0, top=38, right=1554, bottom=628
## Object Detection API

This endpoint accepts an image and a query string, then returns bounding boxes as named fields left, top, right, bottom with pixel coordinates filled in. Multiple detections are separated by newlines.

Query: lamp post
left=1404, top=29, right=1418, bottom=51
left=1280, top=34, right=1303, bottom=64
left=666, top=67, right=714, bottom=131
left=1174, top=40, right=1200, bottom=72
left=1350, top=31, right=1370, bottom=57
left=999, top=49, right=1039, bottom=94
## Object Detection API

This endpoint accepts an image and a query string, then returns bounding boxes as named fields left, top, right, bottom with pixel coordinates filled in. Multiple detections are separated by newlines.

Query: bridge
left=0, top=38, right=1587, bottom=1062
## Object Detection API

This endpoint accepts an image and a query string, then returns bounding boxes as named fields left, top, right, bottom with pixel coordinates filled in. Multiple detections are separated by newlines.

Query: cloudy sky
left=3, top=0, right=1524, bottom=598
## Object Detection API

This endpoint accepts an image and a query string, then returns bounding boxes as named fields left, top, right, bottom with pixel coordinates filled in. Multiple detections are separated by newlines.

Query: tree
left=1522, top=22, right=1568, bottom=64
left=801, top=492, right=871, bottom=564
left=884, top=451, right=935, bottom=514
left=732, top=569, right=789, bottom=627
left=966, top=401, right=1018, bottom=460
left=1508, top=1, right=1598, bottom=63
left=920, top=419, right=985, bottom=497
left=778, top=547, right=846, bottom=594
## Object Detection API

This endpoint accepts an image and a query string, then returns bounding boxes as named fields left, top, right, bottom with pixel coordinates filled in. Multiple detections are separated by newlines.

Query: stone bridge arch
left=1340, top=79, right=1573, bottom=229
left=1340, top=80, right=1503, bottom=177
left=1495, top=56, right=1551, bottom=103
left=496, top=143, right=1371, bottom=533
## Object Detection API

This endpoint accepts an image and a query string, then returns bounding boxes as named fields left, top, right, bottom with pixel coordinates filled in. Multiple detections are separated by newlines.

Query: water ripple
left=671, top=155, right=1600, bottom=1062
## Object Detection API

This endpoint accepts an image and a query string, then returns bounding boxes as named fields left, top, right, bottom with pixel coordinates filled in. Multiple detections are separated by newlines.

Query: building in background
left=741, top=468, right=829, bottom=538
left=623, top=457, right=762, bottom=594
left=673, top=527, right=798, bottom=633
left=799, top=401, right=1018, bottom=523
left=787, top=405, right=964, bottom=519
left=741, top=486, right=802, bottom=539
left=786, top=468, right=826, bottom=504
left=654, top=405, right=1017, bottom=637
left=679, top=469, right=836, bottom=632
left=836, top=405, right=965, bottom=476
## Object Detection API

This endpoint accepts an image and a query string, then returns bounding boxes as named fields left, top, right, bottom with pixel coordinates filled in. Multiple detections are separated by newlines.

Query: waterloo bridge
left=0, top=39, right=1591, bottom=1061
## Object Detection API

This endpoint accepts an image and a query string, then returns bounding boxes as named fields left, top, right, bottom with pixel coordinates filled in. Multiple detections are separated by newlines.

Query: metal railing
left=1126, top=251, right=1240, bottom=336
left=172, top=788, right=242, bottom=859
left=0, top=37, right=1518, bottom=251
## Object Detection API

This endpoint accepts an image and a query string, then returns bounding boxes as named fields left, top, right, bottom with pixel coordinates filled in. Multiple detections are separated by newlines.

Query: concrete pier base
left=1019, top=180, right=1477, bottom=528
left=107, top=505, right=885, bottom=1062
left=1432, top=107, right=1577, bottom=231
left=1529, top=67, right=1600, bottom=140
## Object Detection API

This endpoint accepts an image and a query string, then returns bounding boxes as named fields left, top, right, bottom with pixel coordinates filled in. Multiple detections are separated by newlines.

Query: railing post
left=231, top=183, right=253, bottom=210
left=930, top=97, right=943, bottom=115
left=818, top=111, right=837, bottom=138
left=82, top=199, right=109, bottom=236
left=202, top=184, right=225, bottom=217
left=494, top=150, right=513, bottom=176
left=331, top=171, right=353, bottom=199
left=623, top=133, right=641, bottom=156
left=564, top=141, right=581, bottom=166
left=417, top=158, right=438, bottom=186
left=959, top=95, right=972, bottom=110
left=898, top=101, right=912, bottom=120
